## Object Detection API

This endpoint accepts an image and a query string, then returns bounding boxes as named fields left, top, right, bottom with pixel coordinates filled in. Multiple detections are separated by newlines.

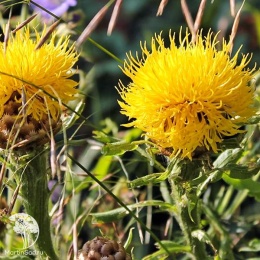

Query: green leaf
left=142, top=241, right=191, bottom=260
left=101, top=141, right=138, bottom=156
left=124, top=227, right=135, bottom=250
left=187, top=199, right=197, bottom=222
left=218, top=135, right=244, bottom=150
left=92, top=130, right=119, bottom=143
left=196, top=170, right=223, bottom=197
left=62, top=97, right=85, bottom=129
left=222, top=175, right=260, bottom=192
left=129, top=171, right=170, bottom=188
left=247, top=114, right=260, bottom=124
left=192, top=230, right=216, bottom=252
left=222, top=174, right=260, bottom=200
left=73, top=156, right=113, bottom=193
left=213, top=148, right=243, bottom=168
left=92, top=155, right=113, bottom=175
left=224, top=163, right=260, bottom=179
left=123, top=128, right=142, bottom=142
left=239, top=238, right=260, bottom=252
left=91, top=200, right=176, bottom=223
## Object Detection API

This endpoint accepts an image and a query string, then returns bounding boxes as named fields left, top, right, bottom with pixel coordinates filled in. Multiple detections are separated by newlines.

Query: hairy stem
left=168, top=158, right=208, bottom=259
left=13, top=150, right=58, bottom=260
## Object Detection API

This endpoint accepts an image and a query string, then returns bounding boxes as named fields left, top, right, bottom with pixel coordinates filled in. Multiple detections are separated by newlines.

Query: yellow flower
left=0, top=25, right=79, bottom=149
left=118, top=30, right=256, bottom=159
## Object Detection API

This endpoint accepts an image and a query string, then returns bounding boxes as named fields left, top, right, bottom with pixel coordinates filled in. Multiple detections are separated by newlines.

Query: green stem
left=168, top=158, right=208, bottom=259
left=13, top=149, right=58, bottom=260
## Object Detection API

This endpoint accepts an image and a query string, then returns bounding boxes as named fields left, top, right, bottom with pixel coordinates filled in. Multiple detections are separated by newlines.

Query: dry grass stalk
left=157, top=0, right=169, bottom=16
left=3, top=10, right=12, bottom=53
left=181, top=0, right=196, bottom=42
left=76, top=4, right=110, bottom=48
left=0, top=162, right=5, bottom=192
left=229, top=0, right=245, bottom=54
left=4, top=19, right=10, bottom=53
left=35, top=19, right=61, bottom=50
left=107, top=0, right=123, bottom=36
left=7, top=183, right=20, bottom=215
left=230, top=0, right=236, bottom=17
left=194, top=0, right=207, bottom=33
left=12, top=13, right=38, bottom=33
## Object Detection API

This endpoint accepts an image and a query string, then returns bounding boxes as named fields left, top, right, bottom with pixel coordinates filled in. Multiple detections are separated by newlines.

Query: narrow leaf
left=124, top=227, right=135, bottom=250
left=239, top=238, right=260, bottom=252
left=101, top=142, right=138, bottom=156
left=225, top=163, right=260, bottom=179
left=213, top=148, right=243, bottom=168
left=223, top=174, right=260, bottom=200
left=129, top=171, right=169, bottom=188
left=143, top=240, right=191, bottom=260
left=91, top=200, right=175, bottom=223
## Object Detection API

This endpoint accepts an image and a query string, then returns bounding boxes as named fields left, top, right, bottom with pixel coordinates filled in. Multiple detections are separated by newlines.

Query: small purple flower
left=31, top=0, right=77, bottom=22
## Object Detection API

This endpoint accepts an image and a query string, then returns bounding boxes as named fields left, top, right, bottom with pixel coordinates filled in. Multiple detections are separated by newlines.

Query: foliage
left=0, top=0, right=260, bottom=259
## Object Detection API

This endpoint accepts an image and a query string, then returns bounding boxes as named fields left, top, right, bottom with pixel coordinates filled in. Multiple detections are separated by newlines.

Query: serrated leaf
left=101, top=141, right=138, bottom=156
left=90, top=200, right=175, bottom=223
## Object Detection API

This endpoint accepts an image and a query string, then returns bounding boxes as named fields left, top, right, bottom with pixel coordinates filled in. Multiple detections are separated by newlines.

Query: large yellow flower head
left=118, top=29, right=256, bottom=159
left=0, top=25, right=79, bottom=149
